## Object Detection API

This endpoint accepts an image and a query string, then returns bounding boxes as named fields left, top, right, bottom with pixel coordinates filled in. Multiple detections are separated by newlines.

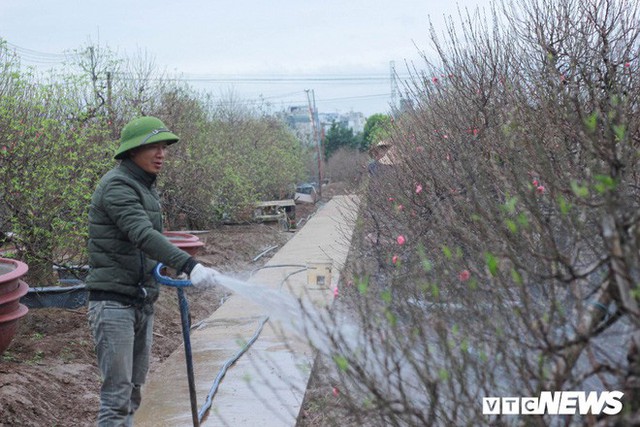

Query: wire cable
left=4, top=42, right=69, bottom=64
left=197, top=315, right=269, bottom=423
left=197, top=265, right=309, bottom=423
left=3, top=41, right=397, bottom=109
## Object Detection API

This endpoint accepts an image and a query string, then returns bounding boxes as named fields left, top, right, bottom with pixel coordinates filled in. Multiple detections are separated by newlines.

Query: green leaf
left=585, top=112, right=598, bottom=133
left=442, top=245, right=452, bottom=260
left=417, top=244, right=433, bottom=272
left=571, top=181, right=590, bottom=198
left=613, top=124, right=626, bottom=141
left=381, top=290, right=392, bottom=304
left=431, top=283, right=440, bottom=299
left=511, top=268, right=523, bottom=285
left=503, top=195, right=517, bottom=214
left=357, top=276, right=369, bottom=295
left=505, top=219, right=517, bottom=233
left=611, top=95, right=620, bottom=107
left=438, top=368, right=449, bottom=381
left=517, top=213, right=529, bottom=228
left=485, top=252, right=499, bottom=276
left=385, top=309, right=397, bottom=327
left=557, top=195, right=570, bottom=215
left=594, top=174, right=616, bottom=194
left=333, top=355, right=349, bottom=372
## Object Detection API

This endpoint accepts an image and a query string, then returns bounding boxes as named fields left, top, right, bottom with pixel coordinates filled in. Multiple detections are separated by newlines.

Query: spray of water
left=194, top=271, right=341, bottom=351
left=193, top=270, right=437, bottom=422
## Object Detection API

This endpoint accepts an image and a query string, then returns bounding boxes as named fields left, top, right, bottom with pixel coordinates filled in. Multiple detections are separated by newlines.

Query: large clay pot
left=163, top=231, right=204, bottom=256
left=0, top=258, right=30, bottom=354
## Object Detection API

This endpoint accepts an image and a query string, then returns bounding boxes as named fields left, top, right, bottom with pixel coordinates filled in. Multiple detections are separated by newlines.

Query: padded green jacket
left=86, top=159, right=194, bottom=303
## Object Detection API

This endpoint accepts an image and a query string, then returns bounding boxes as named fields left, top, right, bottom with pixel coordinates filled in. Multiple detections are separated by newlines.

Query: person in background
left=86, top=116, right=218, bottom=426
left=367, top=139, right=392, bottom=175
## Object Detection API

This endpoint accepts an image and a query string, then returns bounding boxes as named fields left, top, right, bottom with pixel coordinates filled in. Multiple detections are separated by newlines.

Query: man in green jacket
left=86, top=116, right=218, bottom=426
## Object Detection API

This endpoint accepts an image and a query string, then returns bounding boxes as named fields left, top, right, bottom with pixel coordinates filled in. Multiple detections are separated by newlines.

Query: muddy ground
left=0, top=193, right=342, bottom=426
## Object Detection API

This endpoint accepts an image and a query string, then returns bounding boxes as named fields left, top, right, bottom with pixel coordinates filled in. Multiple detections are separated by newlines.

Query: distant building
left=284, top=106, right=313, bottom=136
left=344, top=111, right=366, bottom=134
left=280, top=106, right=367, bottom=148
left=319, top=110, right=365, bottom=135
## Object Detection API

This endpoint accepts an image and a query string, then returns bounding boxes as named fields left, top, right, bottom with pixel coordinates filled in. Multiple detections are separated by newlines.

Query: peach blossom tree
left=302, top=0, right=640, bottom=425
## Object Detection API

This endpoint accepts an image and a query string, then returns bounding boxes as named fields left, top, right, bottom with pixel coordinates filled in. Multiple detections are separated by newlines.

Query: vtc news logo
left=483, top=391, right=624, bottom=415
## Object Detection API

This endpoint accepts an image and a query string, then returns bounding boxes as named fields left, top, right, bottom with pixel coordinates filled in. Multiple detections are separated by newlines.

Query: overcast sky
left=0, top=0, right=491, bottom=116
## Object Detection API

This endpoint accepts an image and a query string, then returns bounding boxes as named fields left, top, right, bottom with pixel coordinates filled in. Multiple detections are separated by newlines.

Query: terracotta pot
left=0, top=281, right=29, bottom=315
left=0, top=258, right=30, bottom=354
left=0, top=304, right=29, bottom=354
left=163, top=232, right=204, bottom=256
left=0, top=258, right=28, bottom=296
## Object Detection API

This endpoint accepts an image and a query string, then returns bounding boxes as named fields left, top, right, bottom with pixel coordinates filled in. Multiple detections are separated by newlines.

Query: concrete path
left=135, top=195, right=359, bottom=427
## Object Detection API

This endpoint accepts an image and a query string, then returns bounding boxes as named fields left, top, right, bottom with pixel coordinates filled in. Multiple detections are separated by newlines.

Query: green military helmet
left=114, top=116, right=180, bottom=160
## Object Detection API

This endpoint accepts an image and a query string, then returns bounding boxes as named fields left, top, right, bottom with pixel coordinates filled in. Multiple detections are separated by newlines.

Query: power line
left=5, top=42, right=68, bottom=58
left=2, top=41, right=395, bottom=111
left=4, top=41, right=70, bottom=64
left=202, top=92, right=390, bottom=107
left=2, top=41, right=411, bottom=82
left=320, top=93, right=390, bottom=102
left=114, top=72, right=406, bottom=84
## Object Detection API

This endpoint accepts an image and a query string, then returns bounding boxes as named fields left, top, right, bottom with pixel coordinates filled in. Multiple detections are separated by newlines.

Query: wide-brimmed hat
left=114, top=116, right=179, bottom=159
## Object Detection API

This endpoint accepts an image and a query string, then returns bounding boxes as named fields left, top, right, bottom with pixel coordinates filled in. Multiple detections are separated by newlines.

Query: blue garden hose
left=154, top=264, right=200, bottom=427
left=153, top=262, right=309, bottom=425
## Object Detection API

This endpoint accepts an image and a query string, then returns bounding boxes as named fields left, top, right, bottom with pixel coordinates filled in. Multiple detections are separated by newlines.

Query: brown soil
left=0, top=200, right=322, bottom=427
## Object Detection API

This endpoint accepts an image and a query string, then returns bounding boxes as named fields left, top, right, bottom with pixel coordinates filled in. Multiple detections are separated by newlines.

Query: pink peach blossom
left=333, top=287, right=339, bottom=297
left=459, top=270, right=471, bottom=281
left=415, top=184, right=423, bottom=194
left=392, top=255, right=399, bottom=265
left=396, top=235, right=406, bottom=245
left=536, top=185, right=545, bottom=194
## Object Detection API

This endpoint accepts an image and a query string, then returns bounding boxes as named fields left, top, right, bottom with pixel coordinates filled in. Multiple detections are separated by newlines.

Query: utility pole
left=305, top=89, right=322, bottom=200
left=106, top=71, right=116, bottom=139
left=390, top=60, right=399, bottom=112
